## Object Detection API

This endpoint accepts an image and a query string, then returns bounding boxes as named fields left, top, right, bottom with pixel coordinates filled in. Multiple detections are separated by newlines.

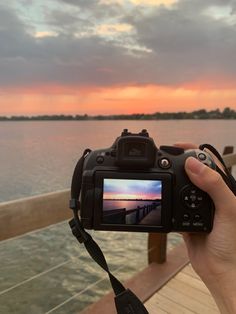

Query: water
left=0, top=120, right=235, bottom=314
left=0, top=120, right=235, bottom=202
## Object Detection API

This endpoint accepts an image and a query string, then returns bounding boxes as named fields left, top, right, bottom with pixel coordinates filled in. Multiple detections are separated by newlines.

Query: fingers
left=174, top=142, right=225, bottom=173
left=174, top=142, right=198, bottom=150
left=185, top=157, right=235, bottom=213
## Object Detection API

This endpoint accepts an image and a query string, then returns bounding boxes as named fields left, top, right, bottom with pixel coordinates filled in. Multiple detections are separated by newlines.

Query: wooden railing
left=0, top=189, right=70, bottom=241
left=0, top=147, right=235, bottom=243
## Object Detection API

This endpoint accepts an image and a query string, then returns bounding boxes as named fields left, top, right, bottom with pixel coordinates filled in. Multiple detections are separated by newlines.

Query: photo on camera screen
left=102, top=179, right=162, bottom=225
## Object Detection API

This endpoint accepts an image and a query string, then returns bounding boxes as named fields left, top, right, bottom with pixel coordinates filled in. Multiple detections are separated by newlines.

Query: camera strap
left=69, top=149, right=149, bottom=314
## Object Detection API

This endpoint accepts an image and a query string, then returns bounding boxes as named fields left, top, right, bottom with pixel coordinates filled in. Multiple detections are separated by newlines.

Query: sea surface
left=0, top=120, right=235, bottom=202
left=103, top=200, right=157, bottom=211
left=0, top=120, right=235, bottom=314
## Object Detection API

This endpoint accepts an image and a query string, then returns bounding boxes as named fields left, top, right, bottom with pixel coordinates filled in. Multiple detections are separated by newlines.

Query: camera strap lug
left=69, top=198, right=80, bottom=210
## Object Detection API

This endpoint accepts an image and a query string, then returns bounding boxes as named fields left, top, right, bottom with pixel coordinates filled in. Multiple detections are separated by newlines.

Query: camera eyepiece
left=115, top=129, right=157, bottom=168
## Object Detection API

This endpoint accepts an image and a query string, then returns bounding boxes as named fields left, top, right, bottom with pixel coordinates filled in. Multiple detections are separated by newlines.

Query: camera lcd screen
left=102, top=179, right=162, bottom=226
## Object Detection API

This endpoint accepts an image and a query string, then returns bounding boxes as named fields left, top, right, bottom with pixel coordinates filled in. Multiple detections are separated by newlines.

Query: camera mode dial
left=193, top=149, right=216, bottom=169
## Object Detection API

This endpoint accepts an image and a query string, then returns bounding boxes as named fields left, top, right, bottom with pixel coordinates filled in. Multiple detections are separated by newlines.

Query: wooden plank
left=145, top=292, right=195, bottom=314
left=159, top=285, right=218, bottom=313
left=80, top=243, right=189, bottom=314
left=182, top=264, right=201, bottom=280
left=167, top=277, right=218, bottom=309
left=0, top=189, right=71, bottom=241
left=146, top=265, right=220, bottom=313
left=175, top=272, right=210, bottom=295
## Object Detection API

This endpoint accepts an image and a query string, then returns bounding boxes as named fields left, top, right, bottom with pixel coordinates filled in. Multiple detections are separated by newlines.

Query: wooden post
left=223, top=146, right=234, bottom=173
left=148, top=233, right=167, bottom=264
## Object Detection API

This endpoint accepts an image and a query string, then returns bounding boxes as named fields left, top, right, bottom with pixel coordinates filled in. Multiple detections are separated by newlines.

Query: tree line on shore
left=1, top=107, right=236, bottom=121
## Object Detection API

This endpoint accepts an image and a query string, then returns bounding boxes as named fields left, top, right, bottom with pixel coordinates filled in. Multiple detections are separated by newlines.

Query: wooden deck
left=145, top=264, right=219, bottom=314
left=0, top=148, right=234, bottom=314
left=81, top=250, right=219, bottom=314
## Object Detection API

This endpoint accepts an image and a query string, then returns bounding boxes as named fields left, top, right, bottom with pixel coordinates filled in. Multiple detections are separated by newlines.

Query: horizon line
left=0, top=107, right=235, bottom=120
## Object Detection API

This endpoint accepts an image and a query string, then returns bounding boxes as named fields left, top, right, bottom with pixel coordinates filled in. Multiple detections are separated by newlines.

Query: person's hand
left=175, top=143, right=236, bottom=314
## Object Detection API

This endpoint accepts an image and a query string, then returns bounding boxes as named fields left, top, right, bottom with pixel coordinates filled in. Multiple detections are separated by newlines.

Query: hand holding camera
left=179, top=147, right=236, bottom=314
left=70, top=129, right=236, bottom=314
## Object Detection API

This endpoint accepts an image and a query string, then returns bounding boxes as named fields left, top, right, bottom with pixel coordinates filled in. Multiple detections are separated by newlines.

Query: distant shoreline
left=0, top=107, right=235, bottom=120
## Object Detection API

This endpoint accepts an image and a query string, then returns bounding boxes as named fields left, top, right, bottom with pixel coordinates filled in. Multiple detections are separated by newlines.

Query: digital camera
left=79, top=129, right=215, bottom=233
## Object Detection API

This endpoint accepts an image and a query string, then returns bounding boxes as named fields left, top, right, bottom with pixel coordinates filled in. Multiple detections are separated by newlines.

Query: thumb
left=185, top=157, right=235, bottom=211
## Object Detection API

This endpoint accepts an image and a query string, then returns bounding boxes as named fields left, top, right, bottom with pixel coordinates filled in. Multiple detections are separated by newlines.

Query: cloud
left=0, top=0, right=236, bottom=90
left=34, top=31, right=58, bottom=38
left=124, top=0, right=236, bottom=84
left=56, top=0, right=124, bottom=20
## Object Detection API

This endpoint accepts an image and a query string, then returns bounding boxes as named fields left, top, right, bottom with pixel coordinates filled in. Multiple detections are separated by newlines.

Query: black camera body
left=80, top=129, right=215, bottom=233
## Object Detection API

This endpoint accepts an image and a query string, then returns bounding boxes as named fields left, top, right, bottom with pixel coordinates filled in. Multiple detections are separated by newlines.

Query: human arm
left=176, top=143, right=236, bottom=313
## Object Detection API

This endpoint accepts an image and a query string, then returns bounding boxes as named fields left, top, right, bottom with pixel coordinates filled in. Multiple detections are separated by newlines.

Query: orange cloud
left=1, top=83, right=236, bottom=116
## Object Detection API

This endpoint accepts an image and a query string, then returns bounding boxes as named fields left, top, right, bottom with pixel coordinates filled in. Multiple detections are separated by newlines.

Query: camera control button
left=96, top=156, right=104, bottom=164
left=182, top=186, right=204, bottom=209
left=194, top=214, right=201, bottom=221
left=184, top=195, right=189, bottom=201
left=193, top=221, right=204, bottom=227
left=198, top=153, right=207, bottom=161
left=190, top=194, right=197, bottom=202
left=182, top=221, right=191, bottom=227
left=159, top=158, right=171, bottom=169
left=183, top=213, right=190, bottom=221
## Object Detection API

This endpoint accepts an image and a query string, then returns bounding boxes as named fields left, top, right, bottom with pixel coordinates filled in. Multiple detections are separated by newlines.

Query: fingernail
left=186, top=157, right=206, bottom=175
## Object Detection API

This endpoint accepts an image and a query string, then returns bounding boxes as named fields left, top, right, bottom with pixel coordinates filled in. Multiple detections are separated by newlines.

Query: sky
left=103, top=179, right=162, bottom=200
left=0, top=0, right=236, bottom=115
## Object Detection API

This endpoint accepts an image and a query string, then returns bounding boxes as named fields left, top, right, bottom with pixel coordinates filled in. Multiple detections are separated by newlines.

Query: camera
left=79, top=129, right=215, bottom=233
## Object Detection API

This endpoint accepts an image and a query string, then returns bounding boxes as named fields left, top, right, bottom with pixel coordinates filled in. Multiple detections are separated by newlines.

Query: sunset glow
left=103, top=179, right=162, bottom=200
left=104, top=192, right=162, bottom=200
left=1, top=84, right=236, bottom=116
left=0, top=1, right=236, bottom=116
